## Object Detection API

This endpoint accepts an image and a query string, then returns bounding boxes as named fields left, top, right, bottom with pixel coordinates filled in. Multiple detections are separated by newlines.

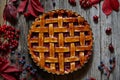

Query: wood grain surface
left=0, top=0, right=120, bottom=80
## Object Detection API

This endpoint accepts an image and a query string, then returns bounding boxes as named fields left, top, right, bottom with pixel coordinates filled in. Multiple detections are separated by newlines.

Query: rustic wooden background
left=0, top=0, right=120, bottom=80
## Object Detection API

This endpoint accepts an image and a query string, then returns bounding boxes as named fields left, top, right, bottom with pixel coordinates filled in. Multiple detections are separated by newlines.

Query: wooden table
left=0, top=0, right=120, bottom=80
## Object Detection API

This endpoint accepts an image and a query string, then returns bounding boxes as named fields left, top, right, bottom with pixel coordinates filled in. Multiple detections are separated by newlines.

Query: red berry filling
left=55, top=63, right=59, bottom=71
left=63, top=22, right=69, bottom=27
left=75, top=51, right=79, bottom=57
left=33, top=52, right=39, bottom=57
left=75, top=61, right=80, bottom=68
left=45, top=62, right=50, bottom=68
left=64, top=52, right=70, bottom=57
left=85, top=41, right=91, bottom=45
left=44, top=52, right=49, bottom=58
left=64, top=62, right=70, bottom=71
left=31, top=43, right=38, bottom=48
left=53, top=23, right=58, bottom=27
left=31, top=32, right=39, bottom=38
left=55, top=52, right=58, bottom=58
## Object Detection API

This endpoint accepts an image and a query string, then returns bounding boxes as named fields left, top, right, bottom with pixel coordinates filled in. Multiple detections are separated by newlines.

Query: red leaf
left=0, top=57, right=21, bottom=80
left=0, top=62, right=9, bottom=72
left=4, top=66, right=20, bottom=73
left=102, top=0, right=113, bottom=16
left=31, top=0, right=44, bottom=13
left=110, top=0, right=119, bottom=11
left=27, top=0, right=38, bottom=17
left=1, top=73, right=16, bottom=80
left=17, top=0, right=28, bottom=13
left=3, top=3, right=17, bottom=24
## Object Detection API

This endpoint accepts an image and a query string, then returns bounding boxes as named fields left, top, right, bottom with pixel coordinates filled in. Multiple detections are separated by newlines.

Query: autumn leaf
left=0, top=57, right=21, bottom=80
left=102, top=0, right=113, bottom=16
left=3, top=3, right=17, bottom=24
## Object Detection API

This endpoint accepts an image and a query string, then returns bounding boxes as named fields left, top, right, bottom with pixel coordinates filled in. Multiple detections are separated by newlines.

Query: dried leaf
left=102, top=0, right=113, bottom=16
left=1, top=73, right=17, bottom=80
left=31, top=0, right=44, bottom=13
left=0, top=57, right=21, bottom=80
left=27, top=0, right=38, bottom=17
left=110, top=0, right=119, bottom=11
left=3, top=3, right=17, bottom=24
left=4, top=66, right=20, bottom=73
left=17, top=0, right=28, bottom=13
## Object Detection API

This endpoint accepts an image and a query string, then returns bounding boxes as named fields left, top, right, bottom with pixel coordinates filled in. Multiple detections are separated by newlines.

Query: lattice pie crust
left=28, top=9, right=93, bottom=75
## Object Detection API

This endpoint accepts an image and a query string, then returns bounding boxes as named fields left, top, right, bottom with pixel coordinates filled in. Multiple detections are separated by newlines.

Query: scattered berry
left=98, top=65, right=103, bottom=72
left=109, top=43, right=114, bottom=53
left=79, top=0, right=92, bottom=9
left=93, top=15, right=98, bottom=23
left=106, top=27, right=112, bottom=35
left=69, top=0, right=76, bottom=6
left=109, top=58, right=113, bottom=64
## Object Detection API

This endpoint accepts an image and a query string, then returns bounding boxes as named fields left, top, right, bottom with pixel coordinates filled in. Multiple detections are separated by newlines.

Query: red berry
left=106, top=27, right=112, bottom=35
left=109, top=43, right=114, bottom=53
left=69, top=0, right=76, bottom=6
left=93, top=15, right=98, bottom=23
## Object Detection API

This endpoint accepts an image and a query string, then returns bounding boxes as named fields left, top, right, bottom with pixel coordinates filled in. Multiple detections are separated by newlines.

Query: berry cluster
left=79, top=0, right=92, bottom=9
left=0, top=25, right=20, bottom=55
left=98, top=58, right=116, bottom=78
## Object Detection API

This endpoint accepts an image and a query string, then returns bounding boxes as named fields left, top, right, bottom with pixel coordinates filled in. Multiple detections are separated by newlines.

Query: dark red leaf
left=0, top=62, right=9, bottom=72
left=17, top=0, right=28, bottom=13
left=31, top=0, right=44, bottom=13
left=102, top=0, right=113, bottom=16
left=110, top=0, right=119, bottom=11
left=0, top=57, right=21, bottom=80
left=4, top=66, right=20, bottom=73
left=3, top=3, right=17, bottom=24
left=1, top=73, right=16, bottom=80
left=27, top=0, right=38, bottom=17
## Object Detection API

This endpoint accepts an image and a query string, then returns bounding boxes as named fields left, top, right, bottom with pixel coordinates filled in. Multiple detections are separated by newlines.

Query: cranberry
left=68, top=0, right=76, bottom=6
left=0, top=25, right=20, bottom=55
left=79, top=0, right=92, bottom=9
left=109, top=43, right=114, bottom=53
left=93, top=15, right=98, bottom=23
left=106, top=27, right=112, bottom=35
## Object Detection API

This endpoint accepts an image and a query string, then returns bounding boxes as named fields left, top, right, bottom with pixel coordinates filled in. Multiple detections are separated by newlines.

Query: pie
left=28, top=9, right=93, bottom=75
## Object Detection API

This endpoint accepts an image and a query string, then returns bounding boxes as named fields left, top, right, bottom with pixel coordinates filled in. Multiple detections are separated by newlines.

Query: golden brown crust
left=28, top=9, right=93, bottom=75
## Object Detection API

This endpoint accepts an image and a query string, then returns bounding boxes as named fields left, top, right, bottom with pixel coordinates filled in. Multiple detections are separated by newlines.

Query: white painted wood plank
left=111, top=4, right=120, bottom=80
left=99, top=1, right=116, bottom=80
left=85, top=4, right=101, bottom=80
